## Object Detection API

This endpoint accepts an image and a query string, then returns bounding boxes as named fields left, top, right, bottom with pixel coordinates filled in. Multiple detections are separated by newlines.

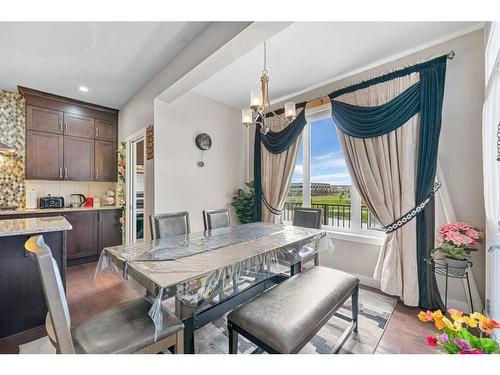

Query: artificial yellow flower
left=434, top=317, right=446, bottom=330
left=418, top=310, right=433, bottom=322
left=442, top=316, right=461, bottom=331
left=448, top=309, right=464, bottom=322
left=471, top=312, right=488, bottom=323
left=431, top=310, right=443, bottom=320
left=463, top=316, right=478, bottom=328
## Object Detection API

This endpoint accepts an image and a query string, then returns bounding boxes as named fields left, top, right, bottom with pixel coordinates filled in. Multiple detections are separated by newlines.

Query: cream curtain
left=335, top=73, right=420, bottom=306
left=261, top=109, right=304, bottom=223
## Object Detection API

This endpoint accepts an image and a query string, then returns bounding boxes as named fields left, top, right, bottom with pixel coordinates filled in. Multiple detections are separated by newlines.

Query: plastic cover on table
left=95, top=223, right=334, bottom=339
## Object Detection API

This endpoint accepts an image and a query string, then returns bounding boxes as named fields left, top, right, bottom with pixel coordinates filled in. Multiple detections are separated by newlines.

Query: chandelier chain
left=262, top=42, right=268, bottom=75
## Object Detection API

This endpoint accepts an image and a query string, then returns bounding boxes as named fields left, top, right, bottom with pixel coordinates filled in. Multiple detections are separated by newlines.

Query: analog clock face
left=195, top=133, right=212, bottom=150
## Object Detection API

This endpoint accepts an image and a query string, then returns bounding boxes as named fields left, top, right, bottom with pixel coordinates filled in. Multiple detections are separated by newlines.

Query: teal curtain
left=253, top=55, right=447, bottom=308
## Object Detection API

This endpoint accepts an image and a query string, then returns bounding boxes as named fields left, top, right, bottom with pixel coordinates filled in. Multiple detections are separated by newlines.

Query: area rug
left=19, top=288, right=396, bottom=354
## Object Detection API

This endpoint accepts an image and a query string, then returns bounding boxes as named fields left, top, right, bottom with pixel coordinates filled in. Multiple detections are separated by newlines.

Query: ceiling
left=0, top=22, right=209, bottom=108
left=193, top=22, right=482, bottom=109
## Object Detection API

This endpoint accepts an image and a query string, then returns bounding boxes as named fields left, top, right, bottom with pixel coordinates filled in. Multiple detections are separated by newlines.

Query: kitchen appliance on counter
left=70, top=194, right=86, bottom=208
left=39, top=195, right=64, bottom=209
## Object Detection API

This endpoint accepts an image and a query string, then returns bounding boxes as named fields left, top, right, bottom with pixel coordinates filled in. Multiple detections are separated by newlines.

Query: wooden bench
left=227, top=266, right=359, bottom=354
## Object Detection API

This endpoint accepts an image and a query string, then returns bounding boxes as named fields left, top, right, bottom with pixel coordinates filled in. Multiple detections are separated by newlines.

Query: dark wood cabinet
left=25, top=130, right=64, bottom=180
left=95, top=118, right=117, bottom=142
left=98, top=209, right=122, bottom=253
left=95, top=140, right=118, bottom=182
left=21, top=86, right=119, bottom=182
left=26, top=105, right=63, bottom=134
left=0, top=231, right=66, bottom=339
left=64, top=136, right=95, bottom=181
left=64, top=113, right=95, bottom=139
left=64, top=211, right=98, bottom=260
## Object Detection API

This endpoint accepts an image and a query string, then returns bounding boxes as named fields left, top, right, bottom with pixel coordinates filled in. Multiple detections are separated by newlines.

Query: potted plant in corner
left=231, top=181, right=255, bottom=224
left=430, top=222, right=483, bottom=277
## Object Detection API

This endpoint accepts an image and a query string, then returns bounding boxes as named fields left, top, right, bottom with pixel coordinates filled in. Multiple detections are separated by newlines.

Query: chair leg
left=352, top=285, right=359, bottom=333
left=174, top=331, right=184, bottom=354
left=228, top=322, right=238, bottom=354
left=314, top=253, right=320, bottom=266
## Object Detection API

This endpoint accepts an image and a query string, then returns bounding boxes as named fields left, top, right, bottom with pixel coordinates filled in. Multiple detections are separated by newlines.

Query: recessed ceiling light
left=79, top=86, right=89, bottom=92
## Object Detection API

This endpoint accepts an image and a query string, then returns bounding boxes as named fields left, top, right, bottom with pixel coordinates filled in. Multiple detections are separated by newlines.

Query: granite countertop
left=0, top=205, right=122, bottom=216
left=0, top=216, right=72, bottom=237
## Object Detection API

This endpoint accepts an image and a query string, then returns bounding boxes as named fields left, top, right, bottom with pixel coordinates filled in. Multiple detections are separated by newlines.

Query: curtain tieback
left=261, top=192, right=282, bottom=216
left=383, top=182, right=441, bottom=234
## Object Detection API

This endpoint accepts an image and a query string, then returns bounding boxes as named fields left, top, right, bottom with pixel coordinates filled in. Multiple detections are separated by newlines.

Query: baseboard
left=353, top=273, right=380, bottom=289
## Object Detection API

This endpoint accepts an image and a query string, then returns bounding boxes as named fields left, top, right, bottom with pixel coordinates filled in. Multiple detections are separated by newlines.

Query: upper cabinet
left=20, top=87, right=119, bottom=182
left=26, top=105, right=63, bottom=134
left=64, top=113, right=95, bottom=139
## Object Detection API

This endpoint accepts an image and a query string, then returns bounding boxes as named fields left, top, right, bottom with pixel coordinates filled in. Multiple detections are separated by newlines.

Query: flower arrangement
left=431, top=222, right=482, bottom=262
left=418, top=308, right=500, bottom=354
left=117, top=141, right=126, bottom=234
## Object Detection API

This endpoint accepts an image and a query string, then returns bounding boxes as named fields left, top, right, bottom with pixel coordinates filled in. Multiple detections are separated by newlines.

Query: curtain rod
left=266, top=51, right=455, bottom=118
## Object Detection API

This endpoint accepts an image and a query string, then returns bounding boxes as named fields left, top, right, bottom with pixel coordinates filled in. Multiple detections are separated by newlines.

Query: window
left=284, top=106, right=381, bottom=233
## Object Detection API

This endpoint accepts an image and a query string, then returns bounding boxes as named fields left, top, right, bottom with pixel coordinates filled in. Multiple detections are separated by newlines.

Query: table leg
left=175, top=297, right=196, bottom=354
left=466, top=272, right=474, bottom=313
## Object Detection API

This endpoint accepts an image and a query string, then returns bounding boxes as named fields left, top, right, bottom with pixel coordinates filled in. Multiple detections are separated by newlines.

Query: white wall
left=154, top=92, right=245, bottom=232
left=249, top=30, right=486, bottom=302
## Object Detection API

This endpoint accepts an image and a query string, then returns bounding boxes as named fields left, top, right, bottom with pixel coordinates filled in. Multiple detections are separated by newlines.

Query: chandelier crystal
left=242, top=42, right=296, bottom=134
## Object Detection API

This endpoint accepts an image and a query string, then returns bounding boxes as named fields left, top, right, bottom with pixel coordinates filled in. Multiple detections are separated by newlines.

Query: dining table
left=95, top=221, right=328, bottom=353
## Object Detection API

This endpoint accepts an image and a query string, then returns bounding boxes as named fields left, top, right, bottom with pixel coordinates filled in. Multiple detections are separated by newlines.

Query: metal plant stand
left=432, top=260, right=474, bottom=313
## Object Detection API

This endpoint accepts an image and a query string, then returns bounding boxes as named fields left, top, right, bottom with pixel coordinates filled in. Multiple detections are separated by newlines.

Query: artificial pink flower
left=439, top=224, right=457, bottom=235
left=466, top=228, right=480, bottom=240
left=459, top=349, right=484, bottom=354
left=446, top=231, right=464, bottom=246
left=426, top=336, right=438, bottom=347
left=454, top=222, right=470, bottom=231
left=460, top=234, right=474, bottom=245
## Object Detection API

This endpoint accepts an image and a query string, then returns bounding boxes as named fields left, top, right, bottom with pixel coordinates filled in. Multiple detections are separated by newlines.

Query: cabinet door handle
left=64, top=122, right=68, bottom=133
left=99, top=212, right=102, bottom=222
left=59, top=121, right=63, bottom=133
left=96, top=169, right=99, bottom=180
left=65, top=167, right=68, bottom=179
left=59, top=167, right=63, bottom=179
left=95, top=127, right=99, bottom=138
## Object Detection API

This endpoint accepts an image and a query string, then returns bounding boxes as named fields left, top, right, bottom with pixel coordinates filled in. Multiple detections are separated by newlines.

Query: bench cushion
left=72, top=298, right=183, bottom=354
left=228, top=266, right=358, bottom=353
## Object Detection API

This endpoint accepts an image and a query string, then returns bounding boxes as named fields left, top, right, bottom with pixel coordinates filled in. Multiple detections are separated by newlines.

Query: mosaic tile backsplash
left=0, top=90, right=25, bottom=208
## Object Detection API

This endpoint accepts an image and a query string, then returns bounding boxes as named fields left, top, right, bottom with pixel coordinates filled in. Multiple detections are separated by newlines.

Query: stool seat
left=228, top=266, right=359, bottom=354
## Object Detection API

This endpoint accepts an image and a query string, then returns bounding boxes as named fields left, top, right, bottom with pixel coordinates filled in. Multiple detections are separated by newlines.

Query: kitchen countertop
left=0, top=216, right=72, bottom=237
left=0, top=205, right=122, bottom=216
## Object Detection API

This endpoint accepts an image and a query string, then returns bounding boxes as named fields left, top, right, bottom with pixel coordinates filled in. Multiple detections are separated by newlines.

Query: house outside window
left=284, top=104, right=383, bottom=234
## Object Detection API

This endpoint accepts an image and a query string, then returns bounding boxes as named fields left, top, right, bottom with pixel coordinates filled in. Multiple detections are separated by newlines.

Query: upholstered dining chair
left=25, top=235, right=184, bottom=354
left=202, top=208, right=231, bottom=231
left=292, top=207, right=323, bottom=267
left=150, top=211, right=190, bottom=240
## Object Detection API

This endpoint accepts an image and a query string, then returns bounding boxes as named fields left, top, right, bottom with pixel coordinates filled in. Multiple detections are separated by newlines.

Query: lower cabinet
left=63, top=209, right=122, bottom=264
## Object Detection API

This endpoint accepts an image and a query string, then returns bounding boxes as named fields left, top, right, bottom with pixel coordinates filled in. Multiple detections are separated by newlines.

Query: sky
left=291, top=116, right=352, bottom=185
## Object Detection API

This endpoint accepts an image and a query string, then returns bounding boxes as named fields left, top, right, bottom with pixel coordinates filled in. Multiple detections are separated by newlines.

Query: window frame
left=290, top=104, right=385, bottom=238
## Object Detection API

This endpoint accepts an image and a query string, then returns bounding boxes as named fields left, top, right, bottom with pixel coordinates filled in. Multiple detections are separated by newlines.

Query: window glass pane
left=284, top=138, right=303, bottom=221
left=310, top=117, right=352, bottom=228
left=361, top=199, right=384, bottom=231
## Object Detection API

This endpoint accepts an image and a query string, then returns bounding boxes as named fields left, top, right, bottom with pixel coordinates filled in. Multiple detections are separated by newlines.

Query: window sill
left=323, top=228, right=386, bottom=246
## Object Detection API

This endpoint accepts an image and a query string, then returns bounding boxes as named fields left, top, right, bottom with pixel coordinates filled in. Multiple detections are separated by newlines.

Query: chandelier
left=241, top=42, right=296, bottom=135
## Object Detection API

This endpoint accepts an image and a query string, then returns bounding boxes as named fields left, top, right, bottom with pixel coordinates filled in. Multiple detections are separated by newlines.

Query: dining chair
left=292, top=207, right=323, bottom=268
left=25, top=235, right=184, bottom=354
left=202, top=208, right=231, bottom=231
left=150, top=211, right=190, bottom=240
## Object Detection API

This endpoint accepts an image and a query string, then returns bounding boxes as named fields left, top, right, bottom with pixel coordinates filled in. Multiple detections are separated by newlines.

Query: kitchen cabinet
left=63, top=113, right=95, bottom=139
left=21, top=86, right=119, bottom=182
left=64, top=211, right=98, bottom=260
left=25, top=130, right=64, bottom=180
left=26, top=105, right=63, bottom=134
left=63, top=136, right=95, bottom=181
left=95, top=140, right=118, bottom=182
left=98, top=209, right=122, bottom=253
left=95, top=118, right=117, bottom=142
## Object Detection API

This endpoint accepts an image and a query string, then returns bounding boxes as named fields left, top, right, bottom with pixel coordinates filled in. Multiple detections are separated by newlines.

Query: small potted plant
left=231, top=181, right=255, bottom=224
left=418, top=308, right=500, bottom=354
left=430, top=222, right=482, bottom=277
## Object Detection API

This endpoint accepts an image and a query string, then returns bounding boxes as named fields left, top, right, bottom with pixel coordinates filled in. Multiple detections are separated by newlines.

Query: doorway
left=125, top=130, right=146, bottom=243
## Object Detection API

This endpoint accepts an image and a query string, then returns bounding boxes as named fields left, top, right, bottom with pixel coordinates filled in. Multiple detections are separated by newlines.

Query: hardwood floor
left=0, top=262, right=437, bottom=354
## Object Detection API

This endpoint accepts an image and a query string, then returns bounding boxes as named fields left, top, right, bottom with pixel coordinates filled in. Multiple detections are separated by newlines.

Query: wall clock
left=195, top=133, right=212, bottom=167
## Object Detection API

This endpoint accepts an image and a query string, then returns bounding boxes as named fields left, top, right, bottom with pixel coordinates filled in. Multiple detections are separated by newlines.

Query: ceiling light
left=79, top=86, right=89, bottom=92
